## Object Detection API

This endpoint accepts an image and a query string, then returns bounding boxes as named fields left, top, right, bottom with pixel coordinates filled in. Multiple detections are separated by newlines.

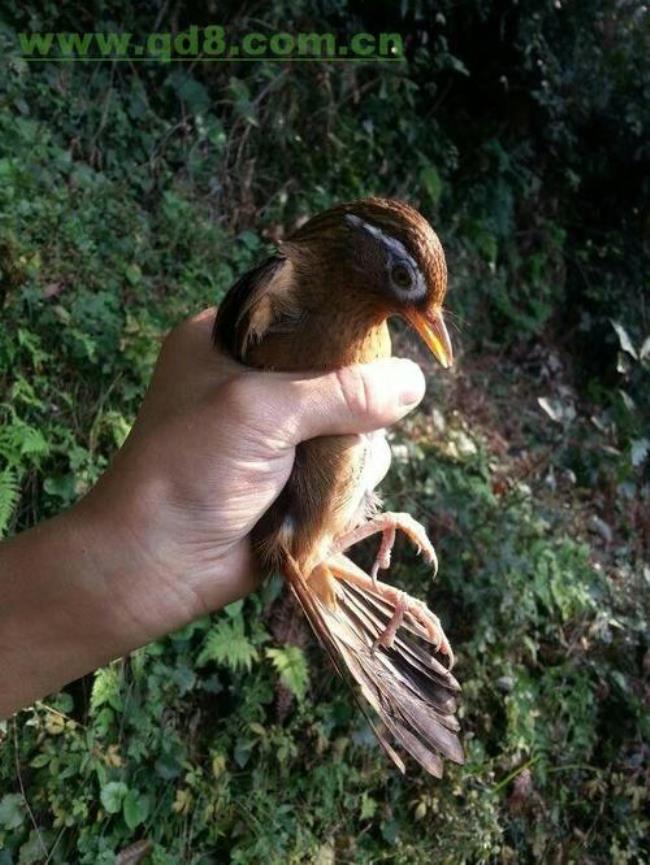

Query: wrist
left=71, top=479, right=197, bottom=649
left=74, top=468, right=257, bottom=645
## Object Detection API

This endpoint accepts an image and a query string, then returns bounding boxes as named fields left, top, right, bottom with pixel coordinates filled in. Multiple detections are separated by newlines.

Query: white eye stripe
left=345, top=213, right=420, bottom=273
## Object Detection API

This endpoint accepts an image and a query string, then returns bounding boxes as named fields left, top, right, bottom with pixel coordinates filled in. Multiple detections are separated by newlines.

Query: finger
left=248, top=357, right=426, bottom=445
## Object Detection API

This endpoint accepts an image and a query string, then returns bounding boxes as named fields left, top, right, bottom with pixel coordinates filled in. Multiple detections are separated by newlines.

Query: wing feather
left=213, top=254, right=298, bottom=360
left=282, top=552, right=463, bottom=776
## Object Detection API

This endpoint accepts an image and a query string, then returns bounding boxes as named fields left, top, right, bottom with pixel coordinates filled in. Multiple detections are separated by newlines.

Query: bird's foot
left=331, top=512, right=438, bottom=581
left=328, top=553, right=454, bottom=667
left=372, top=591, right=453, bottom=665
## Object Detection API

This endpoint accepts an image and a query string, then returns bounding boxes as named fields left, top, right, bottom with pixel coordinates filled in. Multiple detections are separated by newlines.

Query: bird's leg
left=373, top=589, right=408, bottom=651
left=329, top=512, right=438, bottom=580
left=328, top=553, right=453, bottom=666
left=370, top=525, right=396, bottom=589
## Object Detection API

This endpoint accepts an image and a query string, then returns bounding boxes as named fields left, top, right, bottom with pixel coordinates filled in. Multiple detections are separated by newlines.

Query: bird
left=213, top=197, right=463, bottom=778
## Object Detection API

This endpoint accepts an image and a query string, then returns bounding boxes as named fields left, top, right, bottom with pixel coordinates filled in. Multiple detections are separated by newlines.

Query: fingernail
left=396, top=359, right=425, bottom=406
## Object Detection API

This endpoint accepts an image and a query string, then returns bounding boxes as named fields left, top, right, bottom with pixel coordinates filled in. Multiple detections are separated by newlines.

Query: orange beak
left=405, top=307, right=453, bottom=369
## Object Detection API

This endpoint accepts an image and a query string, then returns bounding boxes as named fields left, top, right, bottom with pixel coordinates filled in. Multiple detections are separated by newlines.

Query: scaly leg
left=328, top=553, right=453, bottom=666
left=329, top=512, right=439, bottom=582
left=370, top=525, right=396, bottom=588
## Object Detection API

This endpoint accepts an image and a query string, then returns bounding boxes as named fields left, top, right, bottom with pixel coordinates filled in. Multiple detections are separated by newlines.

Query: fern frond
left=198, top=616, right=258, bottom=673
left=0, top=467, right=20, bottom=537
left=266, top=646, right=309, bottom=702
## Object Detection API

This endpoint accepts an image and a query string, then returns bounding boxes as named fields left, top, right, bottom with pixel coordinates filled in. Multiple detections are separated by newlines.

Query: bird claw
left=331, top=512, right=439, bottom=584
left=327, top=553, right=455, bottom=668
left=371, top=590, right=454, bottom=668
left=326, top=514, right=447, bottom=659
left=382, top=513, right=439, bottom=581
left=405, top=597, right=454, bottom=667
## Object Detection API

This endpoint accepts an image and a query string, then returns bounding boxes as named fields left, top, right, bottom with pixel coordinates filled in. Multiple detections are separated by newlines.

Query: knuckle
left=161, top=324, right=183, bottom=354
left=161, top=315, right=195, bottom=353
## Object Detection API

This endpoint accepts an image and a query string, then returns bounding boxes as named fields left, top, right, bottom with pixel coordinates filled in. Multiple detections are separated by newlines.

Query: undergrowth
left=0, top=2, right=648, bottom=863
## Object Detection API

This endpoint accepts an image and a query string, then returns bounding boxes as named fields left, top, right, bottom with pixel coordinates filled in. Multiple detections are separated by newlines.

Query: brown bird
left=214, top=197, right=463, bottom=777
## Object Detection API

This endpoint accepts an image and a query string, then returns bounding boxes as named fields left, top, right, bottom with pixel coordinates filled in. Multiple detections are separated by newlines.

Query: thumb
left=254, top=357, right=426, bottom=445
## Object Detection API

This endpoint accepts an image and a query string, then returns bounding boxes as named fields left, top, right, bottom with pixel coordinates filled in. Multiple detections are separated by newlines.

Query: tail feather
left=280, top=551, right=463, bottom=777
left=283, top=554, right=407, bottom=772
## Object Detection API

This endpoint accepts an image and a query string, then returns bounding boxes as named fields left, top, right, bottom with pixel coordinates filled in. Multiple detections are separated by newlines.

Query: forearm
left=0, top=485, right=260, bottom=719
left=0, top=506, right=134, bottom=717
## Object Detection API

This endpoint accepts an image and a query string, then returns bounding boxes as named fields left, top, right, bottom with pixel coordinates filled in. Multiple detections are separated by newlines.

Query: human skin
left=0, top=308, right=426, bottom=718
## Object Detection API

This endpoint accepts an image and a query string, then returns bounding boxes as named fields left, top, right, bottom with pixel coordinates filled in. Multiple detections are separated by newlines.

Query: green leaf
left=360, top=792, right=378, bottom=820
left=52, top=691, right=74, bottom=714
left=224, top=599, right=244, bottom=619
left=30, top=753, right=51, bottom=769
left=0, top=467, right=20, bottom=537
left=19, top=426, right=49, bottom=457
left=0, top=793, right=26, bottom=830
left=420, top=165, right=443, bottom=206
left=228, top=77, right=257, bottom=126
left=90, top=665, right=123, bottom=714
left=154, top=754, right=182, bottom=780
left=100, top=781, right=128, bottom=814
left=266, top=646, right=309, bottom=702
left=122, top=790, right=149, bottom=830
left=474, top=228, right=498, bottom=263
left=631, top=438, right=649, bottom=467
left=18, top=828, right=48, bottom=864
left=168, top=71, right=210, bottom=114
left=233, top=738, right=254, bottom=769
left=124, top=263, right=141, bottom=286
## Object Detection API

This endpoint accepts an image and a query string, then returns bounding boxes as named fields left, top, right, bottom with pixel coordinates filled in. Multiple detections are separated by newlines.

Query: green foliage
left=100, top=783, right=129, bottom=816
left=90, top=666, right=125, bottom=714
left=197, top=607, right=260, bottom=673
left=266, top=646, right=310, bottom=703
left=0, top=0, right=648, bottom=863
left=0, top=795, right=27, bottom=832
left=0, top=467, right=20, bottom=537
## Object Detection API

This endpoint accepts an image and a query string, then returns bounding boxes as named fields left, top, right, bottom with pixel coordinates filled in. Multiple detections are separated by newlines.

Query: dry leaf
left=42, top=281, right=65, bottom=299
left=610, top=319, right=637, bottom=359
left=116, top=840, right=153, bottom=865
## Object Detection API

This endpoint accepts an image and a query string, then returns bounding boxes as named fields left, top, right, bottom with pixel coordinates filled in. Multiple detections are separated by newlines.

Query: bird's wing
left=282, top=552, right=463, bottom=778
left=213, top=254, right=301, bottom=361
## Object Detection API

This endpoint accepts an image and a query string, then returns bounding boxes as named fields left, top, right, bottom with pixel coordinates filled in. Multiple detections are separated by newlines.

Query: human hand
left=77, top=308, right=426, bottom=646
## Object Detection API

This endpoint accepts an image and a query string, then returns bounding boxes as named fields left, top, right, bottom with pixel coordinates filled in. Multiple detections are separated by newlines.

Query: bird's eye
left=390, top=262, right=414, bottom=290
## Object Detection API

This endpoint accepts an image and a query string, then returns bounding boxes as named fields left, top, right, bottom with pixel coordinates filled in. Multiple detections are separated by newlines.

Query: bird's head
left=283, top=197, right=453, bottom=368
